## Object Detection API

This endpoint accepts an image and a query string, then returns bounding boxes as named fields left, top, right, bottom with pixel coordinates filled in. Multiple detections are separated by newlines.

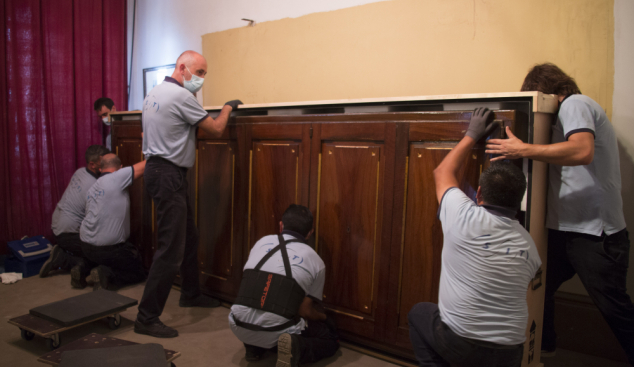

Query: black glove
left=465, top=107, right=494, bottom=141
left=224, top=100, right=243, bottom=110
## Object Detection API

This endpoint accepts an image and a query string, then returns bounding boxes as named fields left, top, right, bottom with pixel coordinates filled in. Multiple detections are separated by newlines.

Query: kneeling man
left=79, top=153, right=147, bottom=290
left=408, top=108, right=541, bottom=367
left=229, top=204, right=339, bottom=366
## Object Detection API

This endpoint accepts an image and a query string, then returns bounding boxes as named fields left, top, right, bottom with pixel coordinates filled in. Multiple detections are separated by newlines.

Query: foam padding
left=58, top=343, right=167, bottom=367
left=29, top=290, right=137, bottom=327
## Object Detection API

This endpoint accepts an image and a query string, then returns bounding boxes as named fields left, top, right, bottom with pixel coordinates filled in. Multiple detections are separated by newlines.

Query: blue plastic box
left=4, top=236, right=52, bottom=278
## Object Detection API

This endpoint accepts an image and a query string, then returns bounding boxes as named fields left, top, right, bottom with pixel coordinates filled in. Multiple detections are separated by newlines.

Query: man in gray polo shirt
left=42, top=145, right=109, bottom=288
left=135, top=50, right=243, bottom=338
left=487, top=63, right=634, bottom=362
left=79, top=153, right=146, bottom=290
left=408, top=108, right=541, bottom=367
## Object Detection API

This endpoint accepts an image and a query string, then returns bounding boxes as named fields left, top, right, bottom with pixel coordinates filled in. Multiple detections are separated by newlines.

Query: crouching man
left=229, top=204, right=339, bottom=366
left=79, top=153, right=147, bottom=290
left=408, top=108, right=542, bottom=367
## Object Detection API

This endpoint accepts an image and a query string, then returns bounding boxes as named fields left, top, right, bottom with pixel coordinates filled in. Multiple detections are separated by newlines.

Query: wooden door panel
left=115, top=139, right=147, bottom=263
left=198, top=141, right=237, bottom=280
left=249, top=141, right=302, bottom=248
left=393, top=142, right=484, bottom=347
left=318, top=142, right=383, bottom=317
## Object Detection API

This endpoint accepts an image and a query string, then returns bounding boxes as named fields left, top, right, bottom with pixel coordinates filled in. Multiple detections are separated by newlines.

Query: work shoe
left=90, top=267, right=109, bottom=291
left=179, top=294, right=220, bottom=308
left=70, top=264, right=87, bottom=289
left=276, top=333, right=301, bottom=367
left=39, top=245, right=72, bottom=277
left=245, top=349, right=265, bottom=362
left=134, top=319, right=178, bottom=338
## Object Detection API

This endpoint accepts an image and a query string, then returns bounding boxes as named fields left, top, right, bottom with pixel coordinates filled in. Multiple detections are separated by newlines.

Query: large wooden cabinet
left=111, top=93, right=556, bottom=366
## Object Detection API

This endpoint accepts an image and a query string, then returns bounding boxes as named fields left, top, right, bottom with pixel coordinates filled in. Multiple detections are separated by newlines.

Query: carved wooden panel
left=317, top=142, right=383, bottom=317
left=197, top=141, right=237, bottom=280
left=249, top=141, right=302, bottom=248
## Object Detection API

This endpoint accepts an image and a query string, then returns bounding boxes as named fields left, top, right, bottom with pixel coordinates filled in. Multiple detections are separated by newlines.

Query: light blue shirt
left=142, top=77, right=208, bottom=168
left=51, top=168, right=98, bottom=236
left=80, top=167, right=134, bottom=246
left=438, top=188, right=541, bottom=345
left=546, top=94, right=626, bottom=236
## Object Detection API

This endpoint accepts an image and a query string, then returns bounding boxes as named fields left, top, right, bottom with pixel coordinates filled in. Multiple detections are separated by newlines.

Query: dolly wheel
left=20, top=329, right=34, bottom=341
left=47, top=335, right=61, bottom=350
left=108, top=314, right=121, bottom=330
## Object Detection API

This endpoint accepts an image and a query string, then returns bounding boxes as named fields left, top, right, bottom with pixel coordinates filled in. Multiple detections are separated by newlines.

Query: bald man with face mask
left=135, top=50, right=242, bottom=338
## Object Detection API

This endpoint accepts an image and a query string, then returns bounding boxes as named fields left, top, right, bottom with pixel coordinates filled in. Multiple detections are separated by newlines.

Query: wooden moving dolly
left=8, top=290, right=138, bottom=349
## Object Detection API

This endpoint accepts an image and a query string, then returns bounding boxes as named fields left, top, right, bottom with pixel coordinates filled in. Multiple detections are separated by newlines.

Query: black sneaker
left=91, top=267, right=109, bottom=291
left=70, top=264, right=87, bottom=289
left=39, top=245, right=71, bottom=277
left=276, top=333, right=300, bottom=367
left=134, top=319, right=178, bottom=338
left=179, top=294, right=220, bottom=308
left=245, top=349, right=264, bottom=362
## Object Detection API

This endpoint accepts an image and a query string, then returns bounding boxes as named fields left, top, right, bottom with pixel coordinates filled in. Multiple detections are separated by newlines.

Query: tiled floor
left=0, top=273, right=629, bottom=366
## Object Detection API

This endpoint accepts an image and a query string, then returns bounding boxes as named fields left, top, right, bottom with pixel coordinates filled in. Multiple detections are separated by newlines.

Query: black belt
left=231, top=313, right=302, bottom=332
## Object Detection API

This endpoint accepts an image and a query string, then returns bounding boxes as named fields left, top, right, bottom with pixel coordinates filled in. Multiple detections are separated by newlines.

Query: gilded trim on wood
left=397, top=156, right=409, bottom=315
left=371, top=157, right=380, bottom=304
left=247, top=150, right=253, bottom=247
left=315, top=153, right=322, bottom=253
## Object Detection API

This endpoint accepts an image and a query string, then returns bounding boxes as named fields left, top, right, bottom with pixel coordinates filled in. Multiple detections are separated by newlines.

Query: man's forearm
left=435, top=136, right=477, bottom=176
left=211, top=105, right=233, bottom=136
left=518, top=142, right=592, bottom=166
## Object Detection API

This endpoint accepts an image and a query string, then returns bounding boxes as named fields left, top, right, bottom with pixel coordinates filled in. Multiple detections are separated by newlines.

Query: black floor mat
left=58, top=343, right=166, bottom=367
left=29, top=290, right=138, bottom=327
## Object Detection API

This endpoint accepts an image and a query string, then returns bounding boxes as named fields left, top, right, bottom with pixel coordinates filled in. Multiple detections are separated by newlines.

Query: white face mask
left=102, top=116, right=110, bottom=126
left=183, top=66, right=204, bottom=93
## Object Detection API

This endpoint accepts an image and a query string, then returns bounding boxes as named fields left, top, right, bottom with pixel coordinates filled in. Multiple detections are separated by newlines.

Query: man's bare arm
left=433, top=107, right=494, bottom=203
left=486, top=127, right=594, bottom=166
left=433, top=137, right=477, bottom=203
left=197, top=105, right=233, bottom=137
left=297, top=296, right=327, bottom=321
left=132, top=160, right=146, bottom=181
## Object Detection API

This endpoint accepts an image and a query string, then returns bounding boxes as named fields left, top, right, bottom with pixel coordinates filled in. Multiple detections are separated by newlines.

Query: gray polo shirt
left=438, top=188, right=541, bottom=345
left=142, top=77, right=209, bottom=168
left=80, top=167, right=134, bottom=246
left=546, top=94, right=626, bottom=236
left=51, top=168, right=99, bottom=236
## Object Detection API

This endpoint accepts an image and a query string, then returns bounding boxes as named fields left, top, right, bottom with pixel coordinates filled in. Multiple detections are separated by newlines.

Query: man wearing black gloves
left=135, top=49, right=243, bottom=338
left=408, top=108, right=541, bottom=367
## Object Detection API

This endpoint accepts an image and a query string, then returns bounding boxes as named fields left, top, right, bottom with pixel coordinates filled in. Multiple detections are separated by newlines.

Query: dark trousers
left=244, top=319, right=339, bottom=364
left=408, top=303, right=523, bottom=367
left=81, top=241, right=146, bottom=286
left=55, top=232, right=87, bottom=258
left=137, top=157, right=201, bottom=324
left=543, top=229, right=634, bottom=363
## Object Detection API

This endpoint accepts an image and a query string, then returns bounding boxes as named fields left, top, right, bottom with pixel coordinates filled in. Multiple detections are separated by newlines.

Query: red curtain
left=0, top=0, right=127, bottom=254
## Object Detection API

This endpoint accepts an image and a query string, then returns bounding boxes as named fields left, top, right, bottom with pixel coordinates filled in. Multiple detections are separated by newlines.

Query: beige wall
left=202, top=0, right=614, bottom=117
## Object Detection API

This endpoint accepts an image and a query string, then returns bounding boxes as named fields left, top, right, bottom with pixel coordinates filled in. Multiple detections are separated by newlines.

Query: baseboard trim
left=554, top=291, right=628, bottom=362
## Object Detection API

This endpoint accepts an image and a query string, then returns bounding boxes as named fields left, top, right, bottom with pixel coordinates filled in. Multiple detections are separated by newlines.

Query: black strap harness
left=232, top=234, right=307, bottom=332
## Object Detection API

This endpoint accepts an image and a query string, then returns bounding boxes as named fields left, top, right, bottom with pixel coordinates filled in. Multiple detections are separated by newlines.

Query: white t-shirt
left=437, top=188, right=541, bottom=345
left=229, top=232, right=326, bottom=349
left=546, top=94, right=626, bottom=236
